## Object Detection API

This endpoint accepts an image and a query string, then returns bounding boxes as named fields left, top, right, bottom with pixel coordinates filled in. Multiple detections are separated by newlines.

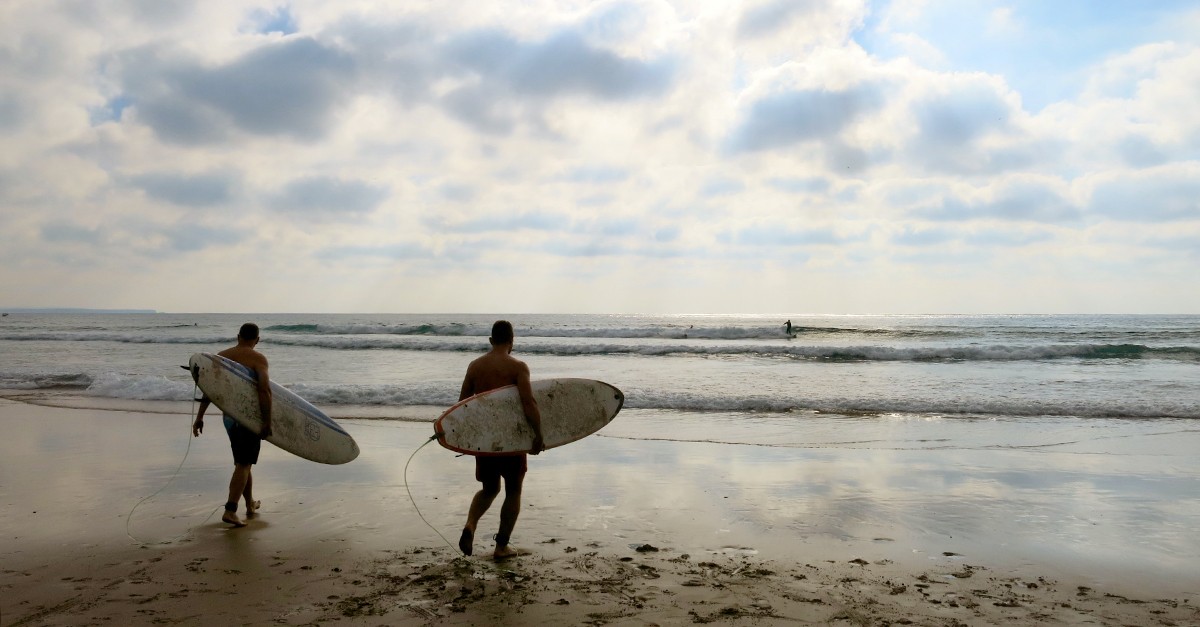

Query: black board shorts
left=223, top=414, right=261, bottom=465
left=475, top=455, right=526, bottom=485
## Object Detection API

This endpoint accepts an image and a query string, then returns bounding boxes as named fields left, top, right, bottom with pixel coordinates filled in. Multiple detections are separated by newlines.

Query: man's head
left=489, top=320, right=514, bottom=346
left=238, top=322, right=260, bottom=344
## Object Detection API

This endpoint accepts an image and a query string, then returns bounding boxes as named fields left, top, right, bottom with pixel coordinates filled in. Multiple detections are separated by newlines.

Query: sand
left=1, top=394, right=1197, bottom=626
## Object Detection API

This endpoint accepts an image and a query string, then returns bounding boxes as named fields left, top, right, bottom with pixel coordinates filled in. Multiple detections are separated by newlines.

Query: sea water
left=1, top=313, right=1196, bottom=423
left=2, top=313, right=1198, bottom=590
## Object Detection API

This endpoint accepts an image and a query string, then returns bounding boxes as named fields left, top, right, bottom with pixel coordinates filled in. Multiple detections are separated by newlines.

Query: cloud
left=446, top=29, right=677, bottom=101
left=891, top=227, right=953, bottom=246
left=700, top=177, right=744, bottom=197
left=912, top=84, right=1011, bottom=148
left=161, top=223, right=245, bottom=253
left=1087, top=165, right=1200, bottom=222
left=438, top=183, right=478, bottom=203
left=428, top=210, right=571, bottom=234
left=561, top=166, right=630, bottom=184
left=126, top=37, right=356, bottom=144
left=729, top=225, right=851, bottom=247
left=128, top=171, right=239, bottom=207
left=654, top=225, right=681, bottom=242
left=725, top=84, right=884, bottom=153
left=317, top=241, right=433, bottom=261
left=916, top=177, right=1080, bottom=223
left=577, top=218, right=639, bottom=237
left=433, top=25, right=679, bottom=132
left=540, top=240, right=622, bottom=258
left=737, top=0, right=824, bottom=40
left=891, top=226, right=1054, bottom=248
left=246, top=6, right=299, bottom=36
left=0, top=94, right=28, bottom=132
left=768, top=176, right=832, bottom=194
left=268, top=176, right=389, bottom=218
left=1115, top=135, right=1170, bottom=168
left=41, top=223, right=106, bottom=245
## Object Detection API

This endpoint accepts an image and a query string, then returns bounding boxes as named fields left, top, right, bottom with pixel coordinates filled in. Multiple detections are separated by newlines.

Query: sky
left=1, top=0, right=1198, bottom=314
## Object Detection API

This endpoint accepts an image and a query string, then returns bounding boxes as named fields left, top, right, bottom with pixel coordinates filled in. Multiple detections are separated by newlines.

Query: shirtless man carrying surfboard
left=192, top=323, right=273, bottom=527
left=457, top=320, right=545, bottom=559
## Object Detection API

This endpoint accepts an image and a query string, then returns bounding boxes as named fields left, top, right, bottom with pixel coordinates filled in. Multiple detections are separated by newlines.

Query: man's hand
left=192, top=419, right=204, bottom=437
left=530, top=433, right=544, bottom=455
left=260, top=421, right=273, bottom=440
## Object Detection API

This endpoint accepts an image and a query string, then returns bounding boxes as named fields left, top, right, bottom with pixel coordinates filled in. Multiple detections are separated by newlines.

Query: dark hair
left=490, top=320, right=514, bottom=345
left=238, top=322, right=260, bottom=342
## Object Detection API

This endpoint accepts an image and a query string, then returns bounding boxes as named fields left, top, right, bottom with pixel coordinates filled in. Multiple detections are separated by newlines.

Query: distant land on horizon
left=1, top=308, right=158, bottom=314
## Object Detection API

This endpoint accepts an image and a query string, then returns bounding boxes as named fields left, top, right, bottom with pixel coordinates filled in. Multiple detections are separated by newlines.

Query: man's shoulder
left=218, top=347, right=268, bottom=369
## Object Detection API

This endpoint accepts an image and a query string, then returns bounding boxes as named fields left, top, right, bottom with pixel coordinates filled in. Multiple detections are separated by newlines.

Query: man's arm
left=193, top=397, right=210, bottom=437
left=515, top=364, right=544, bottom=455
left=254, top=363, right=273, bottom=439
left=459, top=369, right=475, bottom=402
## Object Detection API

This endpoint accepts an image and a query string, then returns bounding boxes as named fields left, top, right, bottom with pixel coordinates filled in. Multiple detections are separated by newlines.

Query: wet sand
left=1, top=395, right=1197, bottom=625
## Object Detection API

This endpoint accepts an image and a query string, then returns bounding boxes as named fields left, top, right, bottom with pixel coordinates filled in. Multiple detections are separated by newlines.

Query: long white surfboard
left=435, top=378, right=624, bottom=455
left=188, top=353, right=359, bottom=465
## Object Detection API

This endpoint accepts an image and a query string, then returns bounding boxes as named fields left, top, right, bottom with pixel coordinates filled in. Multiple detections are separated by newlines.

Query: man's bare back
left=460, top=350, right=530, bottom=398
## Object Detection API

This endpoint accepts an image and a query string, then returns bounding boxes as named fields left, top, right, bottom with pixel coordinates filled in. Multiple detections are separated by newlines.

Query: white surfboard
left=435, top=378, right=624, bottom=456
left=188, top=353, right=359, bottom=465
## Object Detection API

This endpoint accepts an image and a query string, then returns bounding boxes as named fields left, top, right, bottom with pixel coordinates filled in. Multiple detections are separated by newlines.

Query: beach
left=2, top=395, right=1197, bottom=626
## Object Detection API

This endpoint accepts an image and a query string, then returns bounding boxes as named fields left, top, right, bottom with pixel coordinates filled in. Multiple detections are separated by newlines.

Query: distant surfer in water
left=192, top=323, right=273, bottom=527
left=456, top=320, right=545, bottom=560
left=785, top=320, right=793, bottom=335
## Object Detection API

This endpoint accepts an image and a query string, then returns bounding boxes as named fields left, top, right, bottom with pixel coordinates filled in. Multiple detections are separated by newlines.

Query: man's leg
left=243, top=471, right=260, bottom=517
left=493, top=472, right=527, bottom=559
left=461, top=476, right=500, bottom=555
left=223, top=464, right=251, bottom=527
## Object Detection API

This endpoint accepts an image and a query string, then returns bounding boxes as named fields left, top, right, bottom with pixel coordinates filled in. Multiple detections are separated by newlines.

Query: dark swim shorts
left=475, top=454, right=527, bottom=484
left=223, top=414, right=262, bottom=465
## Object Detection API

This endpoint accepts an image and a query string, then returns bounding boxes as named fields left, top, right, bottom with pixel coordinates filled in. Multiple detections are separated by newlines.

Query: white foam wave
left=0, top=332, right=225, bottom=344
left=0, top=372, right=93, bottom=389
left=266, top=323, right=795, bottom=340
left=12, top=372, right=1196, bottom=419
left=84, top=372, right=195, bottom=401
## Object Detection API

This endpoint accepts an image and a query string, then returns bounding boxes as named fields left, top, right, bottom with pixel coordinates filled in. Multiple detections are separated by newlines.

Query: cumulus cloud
left=128, top=171, right=239, bottom=207
left=41, top=223, right=106, bottom=245
left=125, top=37, right=357, bottom=144
left=317, top=241, right=433, bottom=261
left=737, top=0, right=825, bottom=40
left=729, top=224, right=853, bottom=247
left=916, top=177, right=1080, bottom=223
left=427, top=210, right=571, bottom=234
left=725, top=84, right=884, bottom=154
left=1086, top=165, right=1200, bottom=222
left=445, top=29, right=677, bottom=101
left=267, top=176, right=389, bottom=218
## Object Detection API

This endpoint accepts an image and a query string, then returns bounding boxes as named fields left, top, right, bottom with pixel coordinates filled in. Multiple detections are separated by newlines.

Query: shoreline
left=1, top=397, right=1198, bottom=625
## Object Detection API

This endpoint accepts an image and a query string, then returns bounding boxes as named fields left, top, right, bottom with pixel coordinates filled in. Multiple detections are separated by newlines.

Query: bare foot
left=493, top=545, right=531, bottom=561
left=222, top=511, right=247, bottom=528
left=246, top=500, right=261, bottom=518
left=459, top=528, right=474, bottom=556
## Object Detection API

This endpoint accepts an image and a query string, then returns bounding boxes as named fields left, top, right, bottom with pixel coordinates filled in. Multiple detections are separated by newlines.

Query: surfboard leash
left=403, top=433, right=464, bottom=556
left=124, top=385, right=221, bottom=546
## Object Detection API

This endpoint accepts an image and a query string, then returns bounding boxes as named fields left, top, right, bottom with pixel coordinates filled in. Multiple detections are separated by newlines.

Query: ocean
left=1, top=313, right=1196, bottom=424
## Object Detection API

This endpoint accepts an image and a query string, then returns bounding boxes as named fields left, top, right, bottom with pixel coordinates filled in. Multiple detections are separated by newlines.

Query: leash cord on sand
left=404, top=434, right=463, bottom=556
left=124, top=386, right=220, bottom=545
